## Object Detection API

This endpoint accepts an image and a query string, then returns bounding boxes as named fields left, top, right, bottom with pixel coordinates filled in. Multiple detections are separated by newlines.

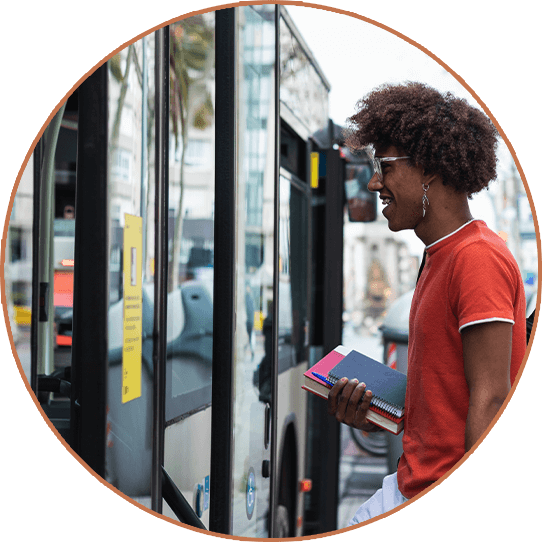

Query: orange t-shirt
left=397, top=220, right=526, bottom=499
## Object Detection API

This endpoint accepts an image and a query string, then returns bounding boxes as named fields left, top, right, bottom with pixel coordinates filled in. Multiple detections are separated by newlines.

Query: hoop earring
left=422, top=184, right=430, bottom=217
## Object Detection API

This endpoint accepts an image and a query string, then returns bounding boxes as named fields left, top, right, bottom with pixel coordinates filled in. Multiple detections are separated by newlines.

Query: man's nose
left=367, top=172, right=383, bottom=193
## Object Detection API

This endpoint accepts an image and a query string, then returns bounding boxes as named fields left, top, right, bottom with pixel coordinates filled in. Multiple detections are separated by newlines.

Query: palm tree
left=168, top=15, right=214, bottom=291
left=106, top=16, right=214, bottom=292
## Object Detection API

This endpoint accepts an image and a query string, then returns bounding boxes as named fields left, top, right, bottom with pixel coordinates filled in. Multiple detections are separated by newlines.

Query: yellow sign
left=122, top=214, right=143, bottom=403
left=310, top=152, right=319, bottom=189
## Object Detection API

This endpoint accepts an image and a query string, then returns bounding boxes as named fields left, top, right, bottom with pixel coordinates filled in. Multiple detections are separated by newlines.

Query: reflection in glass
left=345, top=162, right=377, bottom=223
left=231, top=5, right=276, bottom=537
left=105, top=35, right=156, bottom=501
left=166, top=13, right=215, bottom=420
left=70, top=12, right=218, bottom=520
left=279, top=14, right=329, bottom=138
left=278, top=174, right=309, bottom=375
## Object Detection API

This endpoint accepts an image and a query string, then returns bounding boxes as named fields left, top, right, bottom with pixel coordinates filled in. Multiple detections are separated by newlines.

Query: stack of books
left=303, top=346, right=407, bottom=435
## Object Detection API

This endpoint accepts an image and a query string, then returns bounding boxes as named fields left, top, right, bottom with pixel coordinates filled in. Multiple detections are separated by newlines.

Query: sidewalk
left=337, top=425, right=389, bottom=529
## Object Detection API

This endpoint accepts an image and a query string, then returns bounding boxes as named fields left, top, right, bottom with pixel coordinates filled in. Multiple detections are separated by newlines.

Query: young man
left=329, top=82, right=527, bottom=524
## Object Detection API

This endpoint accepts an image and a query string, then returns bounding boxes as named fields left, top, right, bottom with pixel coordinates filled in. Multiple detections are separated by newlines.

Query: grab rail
left=161, top=467, right=206, bottom=531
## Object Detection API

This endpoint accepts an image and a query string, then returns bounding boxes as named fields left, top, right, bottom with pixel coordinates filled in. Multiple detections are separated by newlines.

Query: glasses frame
left=371, top=155, right=410, bottom=182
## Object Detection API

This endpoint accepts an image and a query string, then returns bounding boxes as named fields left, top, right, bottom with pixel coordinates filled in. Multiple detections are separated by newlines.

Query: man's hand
left=327, top=377, right=380, bottom=432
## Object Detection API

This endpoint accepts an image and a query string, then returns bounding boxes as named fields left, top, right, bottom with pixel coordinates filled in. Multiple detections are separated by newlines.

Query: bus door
left=210, top=5, right=279, bottom=537
left=66, top=23, right=215, bottom=527
left=20, top=8, right=278, bottom=534
left=27, top=34, right=161, bottom=508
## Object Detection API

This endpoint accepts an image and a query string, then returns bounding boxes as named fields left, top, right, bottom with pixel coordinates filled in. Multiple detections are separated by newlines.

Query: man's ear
left=421, top=168, right=438, bottom=186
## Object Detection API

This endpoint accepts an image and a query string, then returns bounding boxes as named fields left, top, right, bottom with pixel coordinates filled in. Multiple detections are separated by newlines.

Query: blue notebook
left=328, top=350, right=407, bottom=420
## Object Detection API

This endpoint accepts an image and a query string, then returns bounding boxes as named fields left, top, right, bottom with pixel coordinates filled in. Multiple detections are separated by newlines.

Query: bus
left=4, top=5, right=376, bottom=537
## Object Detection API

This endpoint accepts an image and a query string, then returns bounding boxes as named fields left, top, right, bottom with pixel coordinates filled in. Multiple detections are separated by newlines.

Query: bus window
left=165, top=14, right=215, bottom=422
left=278, top=172, right=309, bottom=373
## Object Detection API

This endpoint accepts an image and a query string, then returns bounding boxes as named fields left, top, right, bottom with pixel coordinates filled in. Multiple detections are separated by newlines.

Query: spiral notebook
left=327, top=350, right=407, bottom=423
left=302, top=347, right=407, bottom=434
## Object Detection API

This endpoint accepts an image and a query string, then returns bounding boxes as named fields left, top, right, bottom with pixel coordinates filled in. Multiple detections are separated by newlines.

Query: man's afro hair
left=345, top=82, right=500, bottom=197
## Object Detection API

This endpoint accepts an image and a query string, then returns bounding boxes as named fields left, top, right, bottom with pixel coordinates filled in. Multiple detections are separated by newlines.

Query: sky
left=287, top=5, right=474, bottom=125
left=286, top=5, right=513, bottom=255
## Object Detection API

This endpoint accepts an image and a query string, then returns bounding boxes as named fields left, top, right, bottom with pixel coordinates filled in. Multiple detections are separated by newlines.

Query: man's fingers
left=343, top=382, right=367, bottom=425
left=334, top=379, right=361, bottom=423
left=353, top=389, right=372, bottom=427
left=328, top=379, right=375, bottom=430
left=328, top=378, right=348, bottom=416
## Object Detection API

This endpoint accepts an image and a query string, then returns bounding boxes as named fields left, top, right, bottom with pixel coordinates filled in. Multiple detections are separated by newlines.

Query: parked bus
left=5, top=5, right=376, bottom=537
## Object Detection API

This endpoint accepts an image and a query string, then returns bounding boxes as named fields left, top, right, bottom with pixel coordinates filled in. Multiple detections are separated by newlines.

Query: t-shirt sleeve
left=449, top=241, right=517, bottom=332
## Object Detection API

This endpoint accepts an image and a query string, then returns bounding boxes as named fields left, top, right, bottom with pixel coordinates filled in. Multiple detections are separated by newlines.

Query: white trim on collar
left=426, top=219, right=478, bottom=249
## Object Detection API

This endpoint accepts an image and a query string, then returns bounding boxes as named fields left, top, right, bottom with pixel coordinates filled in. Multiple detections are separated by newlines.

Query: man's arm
left=462, top=321, right=513, bottom=452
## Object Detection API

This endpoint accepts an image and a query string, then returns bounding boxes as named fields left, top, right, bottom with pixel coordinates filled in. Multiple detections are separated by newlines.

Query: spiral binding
left=327, top=374, right=404, bottom=419
left=371, top=396, right=403, bottom=419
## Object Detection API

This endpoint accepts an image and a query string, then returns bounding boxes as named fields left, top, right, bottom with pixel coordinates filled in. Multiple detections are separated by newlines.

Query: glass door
left=210, top=4, right=278, bottom=537
left=230, top=5, right=277, bottom=537
left=103, top=33, right=157, bottom=503
left=59, top=31, right=160, bottom=498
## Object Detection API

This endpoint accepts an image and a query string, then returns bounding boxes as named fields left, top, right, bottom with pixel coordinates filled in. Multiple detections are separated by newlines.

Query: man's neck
left=415, top=191, right=473, bottom=246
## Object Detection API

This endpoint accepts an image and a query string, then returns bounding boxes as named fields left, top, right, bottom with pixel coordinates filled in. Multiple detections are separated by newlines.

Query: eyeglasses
left=371, top=155, right=410, bottom=182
